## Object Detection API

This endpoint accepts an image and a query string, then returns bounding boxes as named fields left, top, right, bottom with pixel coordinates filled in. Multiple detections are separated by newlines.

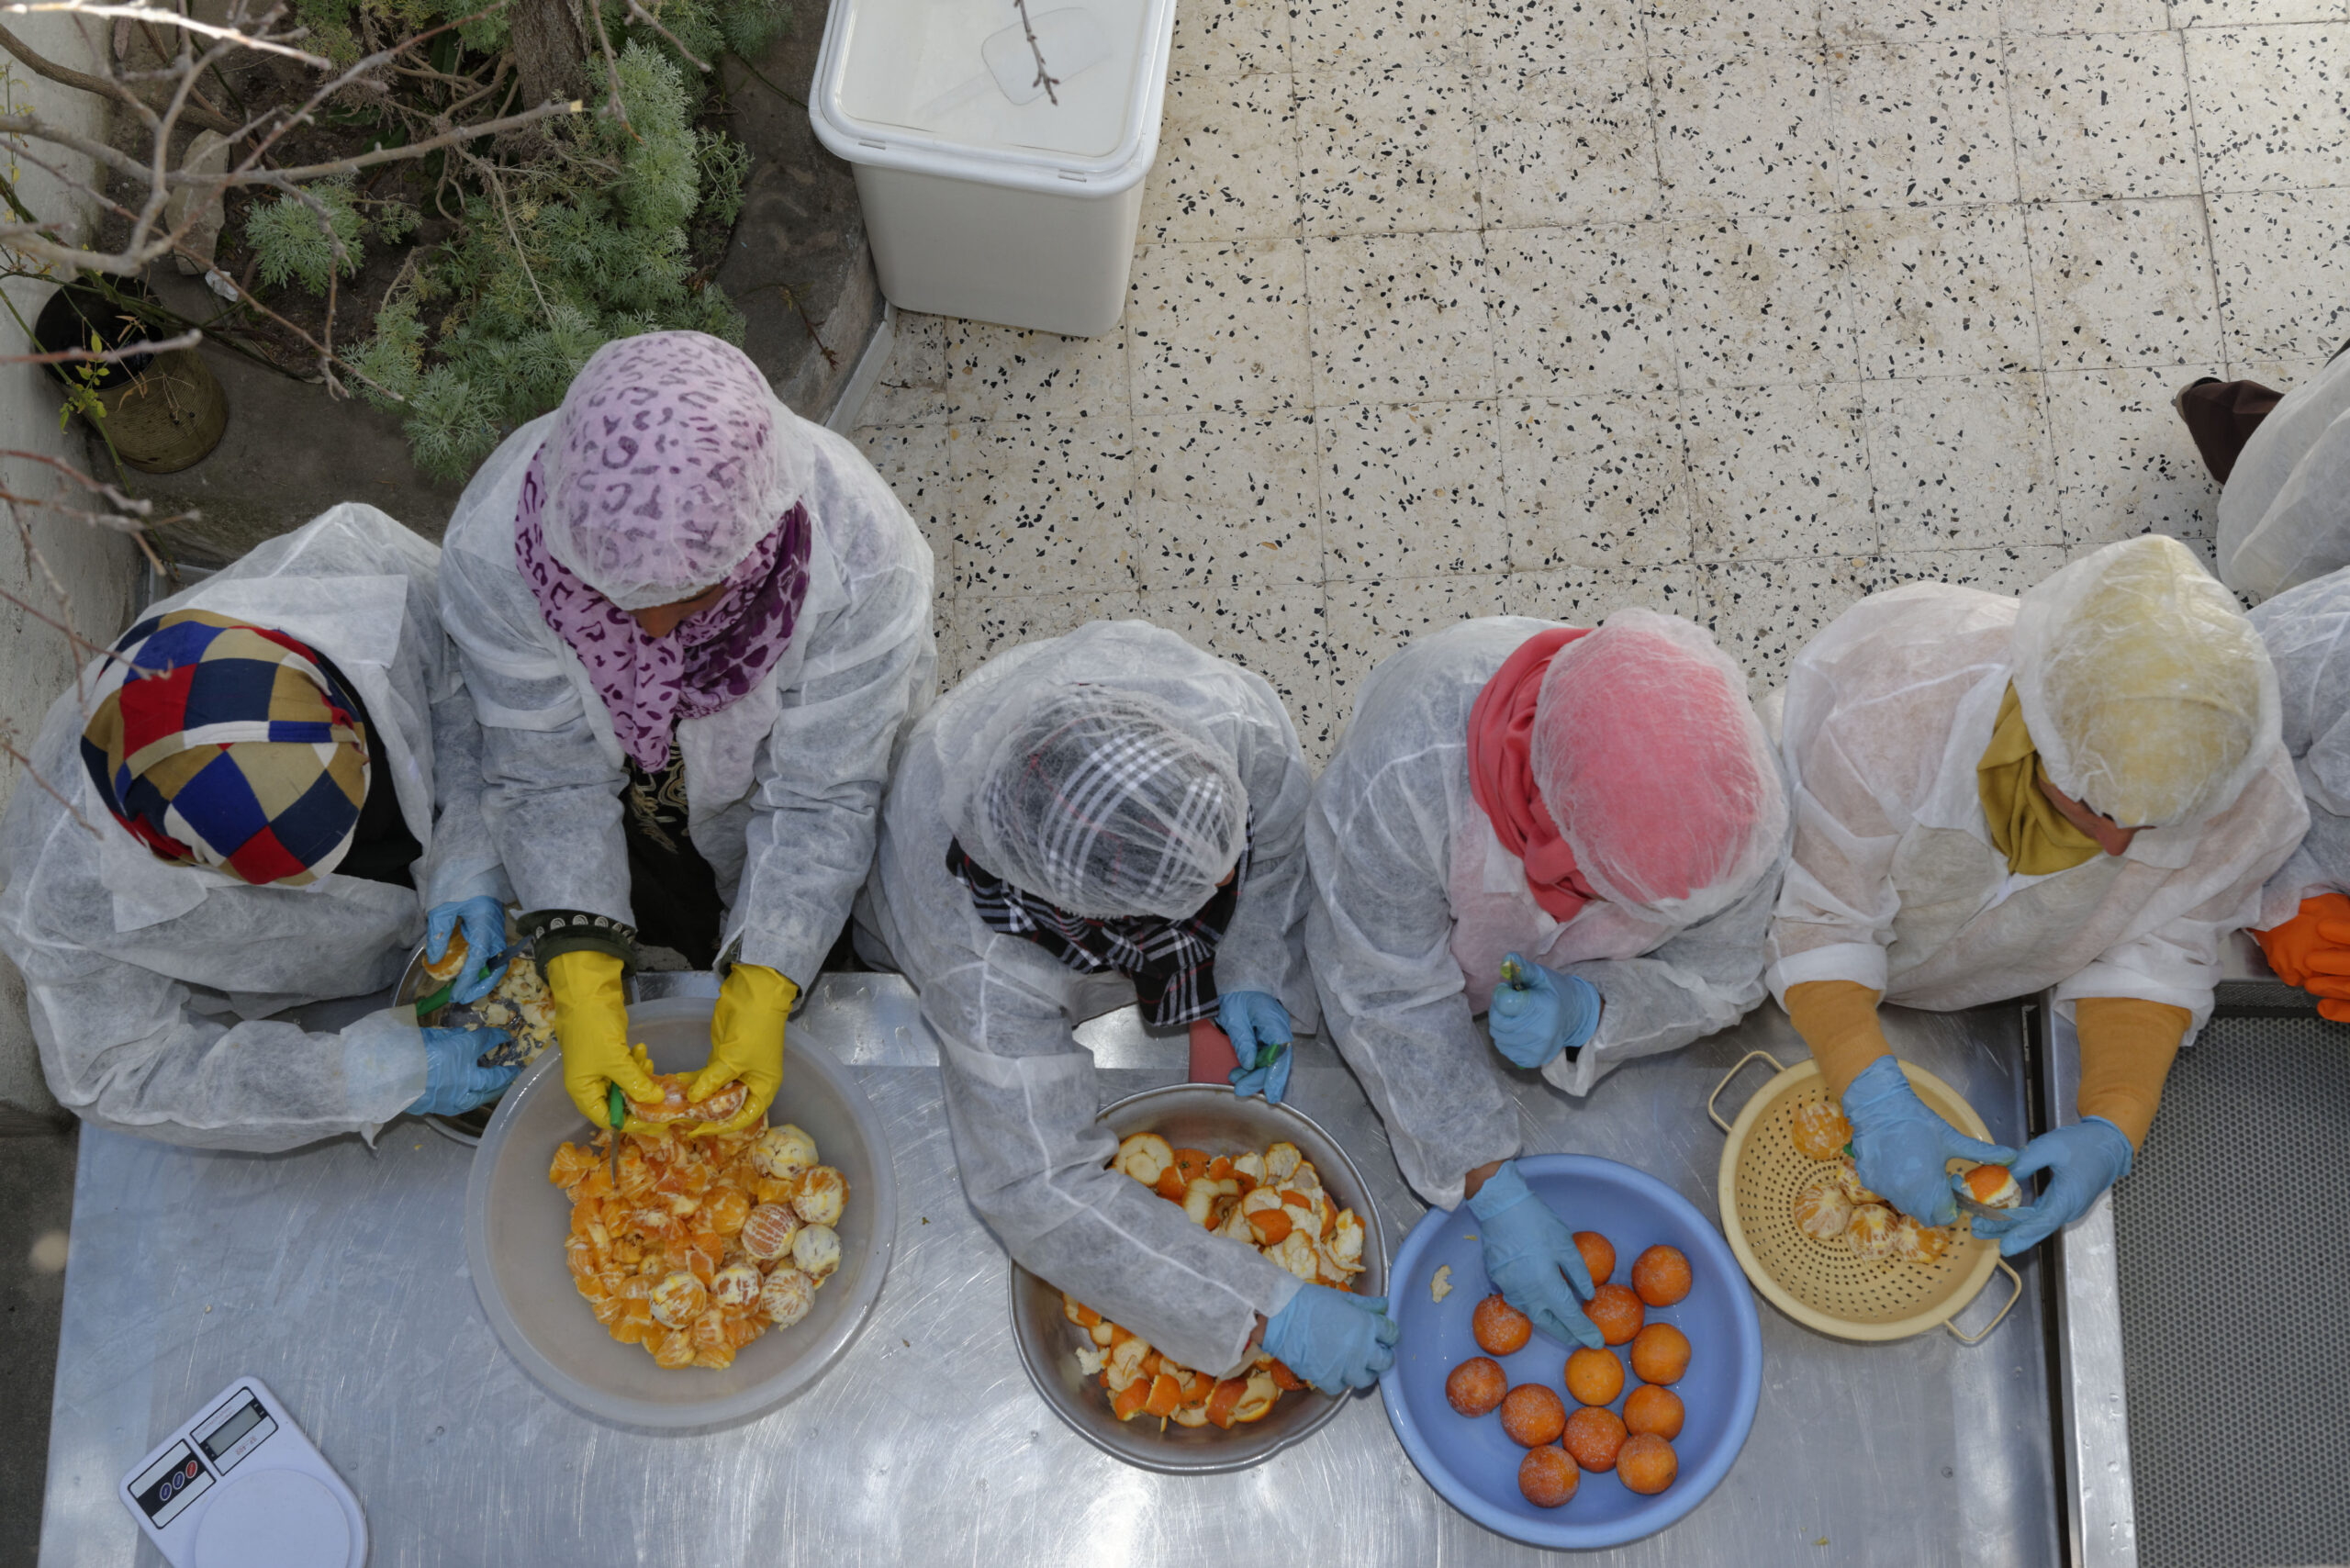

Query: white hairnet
left=540, top=331, right=813, bottom=610
left=1531, top=608, right=1788, bottom=924
left=944, top=686, right=1248, bottom=921
left=2012, top=536, right=2278, bottom=829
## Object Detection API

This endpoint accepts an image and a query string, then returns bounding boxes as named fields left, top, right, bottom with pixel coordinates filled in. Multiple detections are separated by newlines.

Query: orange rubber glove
left=2253, top=892, right=2350, bottom=1021
left=2074, top=997, right=2190, bottom=1149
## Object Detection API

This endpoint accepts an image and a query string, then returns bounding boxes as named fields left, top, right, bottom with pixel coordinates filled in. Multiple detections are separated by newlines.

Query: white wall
left=0, top=18, right=145, bottom=1117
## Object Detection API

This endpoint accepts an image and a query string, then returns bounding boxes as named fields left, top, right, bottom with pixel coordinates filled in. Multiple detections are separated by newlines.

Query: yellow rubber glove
left=546, top=949, right=659, bottom=1127
left=1783, top=980, right=1894, bottom=1098
left=2074, top=996, right=2190, bottom=1150
left=688, top=963, right=797, bottom=1136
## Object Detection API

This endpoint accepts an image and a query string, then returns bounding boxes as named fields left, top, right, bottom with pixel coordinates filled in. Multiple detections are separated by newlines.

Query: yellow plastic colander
left=1707, top=1052, right=2021, bottom=1343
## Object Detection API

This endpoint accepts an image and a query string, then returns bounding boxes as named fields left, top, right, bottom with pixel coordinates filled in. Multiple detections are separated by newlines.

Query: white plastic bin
left=809, top=0, right=1177, bottom=337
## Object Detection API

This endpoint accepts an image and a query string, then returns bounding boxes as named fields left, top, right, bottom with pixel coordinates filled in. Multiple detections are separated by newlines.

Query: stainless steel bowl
left=1008, top=1082, right=1389, bottom=1474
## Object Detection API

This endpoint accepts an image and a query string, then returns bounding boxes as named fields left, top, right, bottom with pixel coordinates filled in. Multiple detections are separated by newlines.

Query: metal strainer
left=1707, top=1051, right=2021, bottom=1343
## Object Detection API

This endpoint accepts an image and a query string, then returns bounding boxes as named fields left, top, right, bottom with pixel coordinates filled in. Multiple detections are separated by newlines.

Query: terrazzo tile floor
left=850, top=0, right=2350, bottom=762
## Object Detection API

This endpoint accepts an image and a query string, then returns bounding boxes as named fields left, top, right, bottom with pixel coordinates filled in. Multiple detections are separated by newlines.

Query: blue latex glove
left=1222, top=991, right=1294, bottom=1103
left=1842, top=1055, right=2017, bottom=1227
left=1968, top=1116, right=2133, bottom=1257
left=1465, top=1160, right=1604, bottom=1350
left=1260, top=1282, right=1400, bottom=1394
left=424, top=895, right=508, bottom=1005
left=1487, top=954, right=1601, bottom=1070
left=408, top=1026, right=519, bottom=1116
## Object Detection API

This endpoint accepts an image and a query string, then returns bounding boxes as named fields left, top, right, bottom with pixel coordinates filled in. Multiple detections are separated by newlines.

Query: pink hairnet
left=1529, top=609, right=1787, bottom=922
left=539, top=331, right=810, bottom=610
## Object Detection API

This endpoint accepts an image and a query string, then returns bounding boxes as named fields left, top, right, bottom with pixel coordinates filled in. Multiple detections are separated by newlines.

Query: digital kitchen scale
left=118, top=1375, right=366, bottom=1567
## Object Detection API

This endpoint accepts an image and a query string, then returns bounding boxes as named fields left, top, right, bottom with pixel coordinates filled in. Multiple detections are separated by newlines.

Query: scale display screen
left=196, top=1394, right=272, bottom=1464
left=128, top=1441, right=213, bottom=1529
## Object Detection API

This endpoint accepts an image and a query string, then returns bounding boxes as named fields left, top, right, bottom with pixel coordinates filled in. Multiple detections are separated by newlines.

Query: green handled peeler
left=607, top=1082, right=625, bottom=1186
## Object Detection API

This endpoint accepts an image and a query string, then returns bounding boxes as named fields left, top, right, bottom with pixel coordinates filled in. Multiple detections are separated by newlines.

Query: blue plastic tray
left=1378, top=1153, right=1763, bottom=1550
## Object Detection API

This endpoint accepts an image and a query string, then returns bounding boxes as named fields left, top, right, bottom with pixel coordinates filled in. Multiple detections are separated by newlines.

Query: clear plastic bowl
left=464, top=995, right=897, bottom=1430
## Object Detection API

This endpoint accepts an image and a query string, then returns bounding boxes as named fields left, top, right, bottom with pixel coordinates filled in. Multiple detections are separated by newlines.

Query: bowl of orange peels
left=464, top=995, right=897, bottom=1429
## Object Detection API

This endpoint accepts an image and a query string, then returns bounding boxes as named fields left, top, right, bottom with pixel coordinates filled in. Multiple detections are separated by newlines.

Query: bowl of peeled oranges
left=1378, top=1154, right=1762, bottom=1550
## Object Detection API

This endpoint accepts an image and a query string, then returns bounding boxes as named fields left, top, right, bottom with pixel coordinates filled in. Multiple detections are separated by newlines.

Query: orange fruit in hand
left=1618, top=1431, right=1678, bottom=1494
left=1630, top=1244, right=1692, bottom=1307
left=1518, top=1444, right=1579, bottom=1507
left=1585, top=1282, right=1645, bottom=1346
left=1572, top=1231, right=1615, bottom=1284
left=1562, top=1403, right=1628, bottom=1472
left=1473, top=1294, right=1534, bottom=1355
left=1624, top=1383, right=1684, bottom=1439
left=1498, top=1383, right=1568, bottom=1448
left=1564, top=1346, right=1625, bottom=1407
left=1629, top=1323, right=1691, bottom=1384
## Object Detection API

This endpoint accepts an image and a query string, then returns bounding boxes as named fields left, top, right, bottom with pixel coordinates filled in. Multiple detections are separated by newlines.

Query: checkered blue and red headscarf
left=78, top=610, right=370, bottom=888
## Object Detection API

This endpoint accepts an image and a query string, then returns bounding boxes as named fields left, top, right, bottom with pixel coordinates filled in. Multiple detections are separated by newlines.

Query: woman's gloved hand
left=1259, top=1283, right=1400, bottom=1393
left=1842, top=1055, right=2017, bottom=1226
left=689, top=964, right=797, bottom=1135
left=423, top=895, right=508, bottom=1004
left=1466, top=1160, right=1604, bottom=1350
left=2253, top=892, right=2350, bottom=1021
left=547, top=949, right=659, bottom=1126
left=408, top=1026, right=519, bottom=1116
left=1968, top=1116, right=2133, bottom=1256
left=1220, top=991, right=1293, bottom=1103
left=1487, top=954, right=1602, bottom=1070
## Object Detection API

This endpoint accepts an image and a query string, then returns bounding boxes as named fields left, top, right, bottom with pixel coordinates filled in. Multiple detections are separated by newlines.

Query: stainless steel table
left=40, top=980, right=2059, bottom=1566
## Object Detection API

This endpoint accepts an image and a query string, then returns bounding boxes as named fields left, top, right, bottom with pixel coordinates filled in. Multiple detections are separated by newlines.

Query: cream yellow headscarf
left=1976, top=683, right=2101, bottom=875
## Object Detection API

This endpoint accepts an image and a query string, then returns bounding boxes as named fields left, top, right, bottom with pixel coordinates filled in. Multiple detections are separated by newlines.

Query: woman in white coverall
left=438, top=331, right=933, bottom=1137
left=2207, top=350, right=2350, bottom=602
left=0, top=504, right=517, bottom=1150
left=1305, top=609, right=1789, bottom=1350
left=856, top=622, right=1397, bottom=1394
left=2241, top=567, right=2350, bottom=1015
left=1772, top=536, right=2306, bottom=1255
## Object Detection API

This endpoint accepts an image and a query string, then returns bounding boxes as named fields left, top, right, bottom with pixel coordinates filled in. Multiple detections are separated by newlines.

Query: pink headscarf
left=517, top=448, right=811, bottom=772
left=1467, top=627, right=1597, bottom=922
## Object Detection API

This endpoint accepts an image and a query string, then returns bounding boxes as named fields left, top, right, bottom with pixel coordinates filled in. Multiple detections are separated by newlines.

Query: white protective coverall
left=437, top=401, right=934, bottom=984
left=1769, top=555, right=2307, bottom=1038
left=0, top=504, right=505, bottom=1150
left=856, top=622, right=1317, bottom=1375
left=2250, top=566, right=2350, bottom=919
left=2217, top=350, right=2350, bottom=602
left=1305, top=616, right=1792, bottom=1210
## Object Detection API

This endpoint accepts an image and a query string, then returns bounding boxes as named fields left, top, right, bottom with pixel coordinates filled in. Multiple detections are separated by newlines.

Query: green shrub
left=244, top=180, right=364, bottom=297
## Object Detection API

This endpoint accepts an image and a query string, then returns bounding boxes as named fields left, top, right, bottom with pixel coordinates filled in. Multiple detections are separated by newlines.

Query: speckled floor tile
left=1643, top=0, right=1820, bottom=50
left=2001, top=0, right=2166, bottom=33
left=1128, top=240, right=1314, bottom=413
left=1868, top=372, right=2063, bottom=550
left=1844, top=204, right=2040, bottom=377
left=2009, top=32, right=2199, bottom=198
left=1828, top=39, right=2018, bottom=208
left=1820, top=0, right=1999, bottom=42
left=1505, top=563, right=1705, bottom=621
left=854, top=421, right=958, bottom=582
left=1683, top=383, right=1877, bottom=558
left=945, top=587, right=1147, bottom=687
left=1306, top=231, right=1498, bottom=403
left=1318, top=400, right=1511, bottom=578
left=1695, top=554, right=1883, bottom=690
left=1667, top=213, right=1859, bottom=388
left=951, top=420, right=1137, bottom=594
left=2026, top=197, right=2222, bottom=368
left=1167, top=0, right=1294, bottom=77
left=1870, top=543, right=2070, bottom=592
left=861, top=313, right=953, bottom=427
left=1469, top=0, right=1645, bottom=68
left=2184, top=25, right=2350, bottom=191
left=1139, top=72, right=1302, bottom=245
left=1485, top=223, right=1676, bottom=395
left=1501, top=394, right=1695, bottom=566
left=1478, top=61, right=1665, bottom=228
left=1326, top=572, right=1516, bottom=720
left=1293, top=0, right=1472, bottom=70
left=1134, top=412, right=1325, bottom=589
left=946, top=321, right=1131, bottom=423
left=2042, top=364, right=2224, bottom=552
left=1136, top=581, right=1340, bottom=759
left=1653, top=48, right=1842, bottom=216
left=2171, top=0, right=2346, bottom=28
left=1297, top=65, right=1483, bottom=236
left=2209, top=188, right=2350, bottom=364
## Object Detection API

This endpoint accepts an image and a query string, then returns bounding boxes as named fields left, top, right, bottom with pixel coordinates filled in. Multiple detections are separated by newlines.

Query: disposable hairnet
left=1531, top=608, right=1788, bottom=924
left=540, top=331, right=812, bottom=610
left=2012, top=536, right=2277, bottom=830
left=946, top=687, right=1248, bottom=921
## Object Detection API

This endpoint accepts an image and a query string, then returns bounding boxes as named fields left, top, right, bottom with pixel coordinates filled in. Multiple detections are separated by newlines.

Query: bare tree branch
left=10, top=330, right=203, bottom=365
left=0, top=18, right=238, bottom=131
left=623, top=0, right=707, bottom=73
left=3, top=2, right=331, bottom=68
